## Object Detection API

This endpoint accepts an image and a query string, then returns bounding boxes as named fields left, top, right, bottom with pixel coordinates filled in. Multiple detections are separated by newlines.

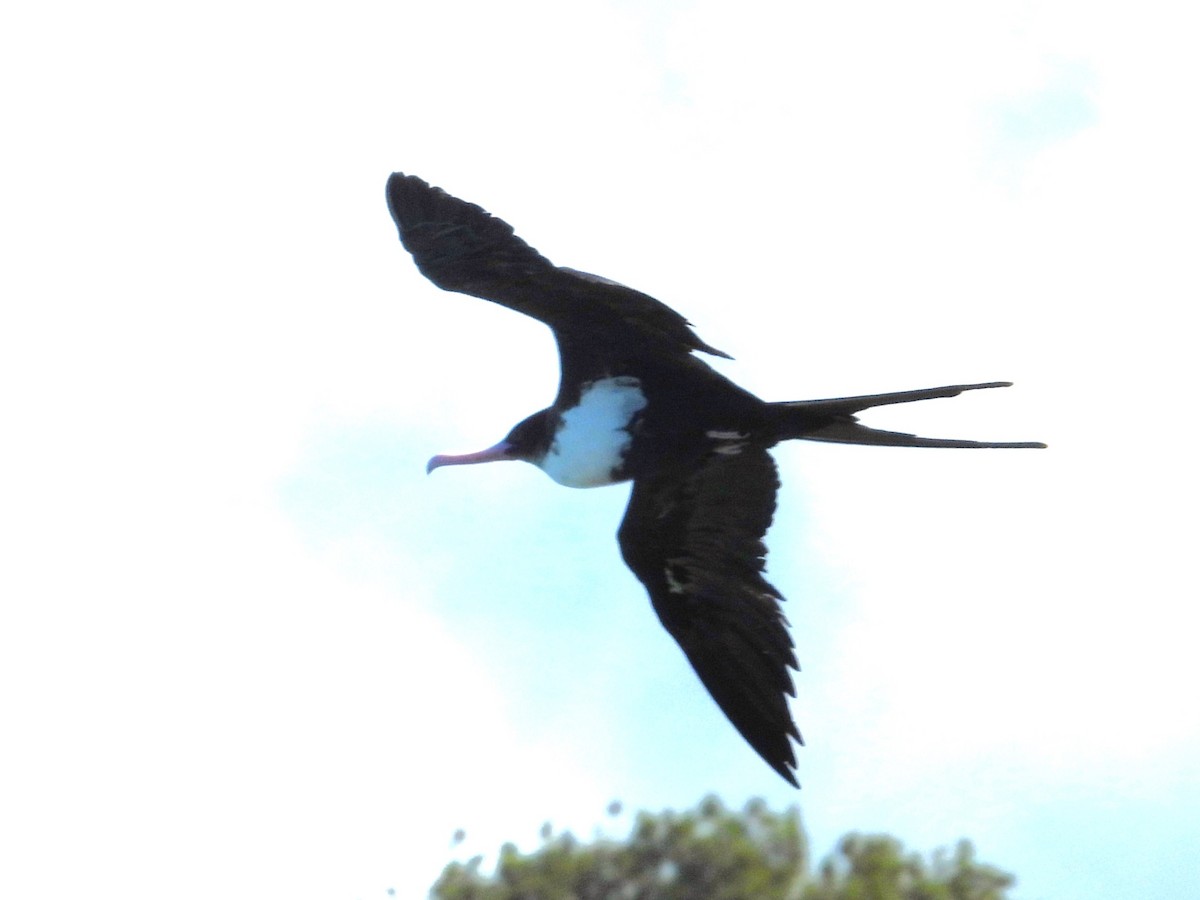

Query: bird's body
left=386, top=172, right=1044, bottom=786
left=538, top=375, right=647, bottom=488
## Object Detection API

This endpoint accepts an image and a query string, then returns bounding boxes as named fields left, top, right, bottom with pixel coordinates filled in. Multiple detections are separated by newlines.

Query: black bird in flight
left=386, top=173, right=1044, bottom=786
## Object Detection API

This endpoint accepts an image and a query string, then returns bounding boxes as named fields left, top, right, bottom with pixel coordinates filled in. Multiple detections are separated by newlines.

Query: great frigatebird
left=386, top=172, right=1044, bottom=787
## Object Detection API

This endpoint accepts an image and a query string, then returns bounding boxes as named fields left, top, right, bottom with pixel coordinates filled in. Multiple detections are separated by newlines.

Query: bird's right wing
left=385, top=173, right=729, bottom=362
left=617, top=446, right=801, bottom=786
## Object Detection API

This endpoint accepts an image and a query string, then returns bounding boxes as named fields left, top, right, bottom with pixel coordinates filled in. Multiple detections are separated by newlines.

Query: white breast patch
left=540, top=376, right=648, bottom=488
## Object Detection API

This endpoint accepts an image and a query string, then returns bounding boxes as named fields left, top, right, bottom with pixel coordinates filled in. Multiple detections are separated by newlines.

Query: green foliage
left=807, top=834, right=1013, bottom=900
left=429, top=796, right=1014, bottom=900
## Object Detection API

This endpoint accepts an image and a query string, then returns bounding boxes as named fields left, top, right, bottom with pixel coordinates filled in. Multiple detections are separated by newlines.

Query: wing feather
left=617, top=447, right=801, bottom=786
left=385, top=173, right=729, bottom=361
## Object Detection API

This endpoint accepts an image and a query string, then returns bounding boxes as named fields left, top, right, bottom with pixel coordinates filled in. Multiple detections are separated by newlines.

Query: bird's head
left=426, top=409, right=555, bottom=474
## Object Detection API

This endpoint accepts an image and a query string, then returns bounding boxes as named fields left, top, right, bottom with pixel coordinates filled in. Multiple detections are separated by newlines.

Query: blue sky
left=2, top=1, right=1198, bottom=898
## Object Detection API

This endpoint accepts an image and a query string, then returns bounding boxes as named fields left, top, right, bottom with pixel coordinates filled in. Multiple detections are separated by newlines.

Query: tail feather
left=772, top=382, right=1046, bottom=449
left=802, top=420, right=1046, bottom=449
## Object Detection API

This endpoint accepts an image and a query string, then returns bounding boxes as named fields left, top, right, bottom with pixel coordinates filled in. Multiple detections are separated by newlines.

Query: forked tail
left=771, top=382, right=1046, bottom=448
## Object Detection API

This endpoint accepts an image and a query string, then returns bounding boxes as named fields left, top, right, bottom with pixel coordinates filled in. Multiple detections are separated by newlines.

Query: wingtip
left=775, top=735, right=802, bottom=788
left=385, top=172, right=410, bottom=230
left=385, top=171, right=438, bottom=210
left=385, top=171, right=412, bottom=197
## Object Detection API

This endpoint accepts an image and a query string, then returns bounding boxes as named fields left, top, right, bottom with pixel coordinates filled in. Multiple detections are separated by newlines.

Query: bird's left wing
left=385, top=173, right=729, bottom=363
left=617, top=446, right=802, bottom=786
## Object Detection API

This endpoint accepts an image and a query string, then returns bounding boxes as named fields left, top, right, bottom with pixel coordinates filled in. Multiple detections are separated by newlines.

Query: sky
left=2, top=1, right=1198, bottom=897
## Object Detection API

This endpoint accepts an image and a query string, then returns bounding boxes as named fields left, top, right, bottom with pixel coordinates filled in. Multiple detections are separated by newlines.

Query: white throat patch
left=540, top=376, right=648, bottom=488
